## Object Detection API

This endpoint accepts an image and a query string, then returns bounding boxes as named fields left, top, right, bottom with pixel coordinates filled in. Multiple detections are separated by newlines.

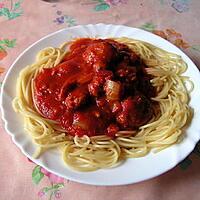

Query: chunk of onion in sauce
left=104, top=80, right=121, bottom=101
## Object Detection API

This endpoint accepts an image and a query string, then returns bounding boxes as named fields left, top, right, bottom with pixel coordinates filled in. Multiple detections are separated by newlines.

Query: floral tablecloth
left=0, top=0, right=200, bottom=199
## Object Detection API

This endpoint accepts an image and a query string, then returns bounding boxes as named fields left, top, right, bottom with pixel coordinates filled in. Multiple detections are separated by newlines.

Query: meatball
left=64, top=85, right=89, bottom=110
left=116, top=95, right=153, bottom=128
left=82, top=41, right=117, bottom=71
left=67, top=107, right=109, bottom=136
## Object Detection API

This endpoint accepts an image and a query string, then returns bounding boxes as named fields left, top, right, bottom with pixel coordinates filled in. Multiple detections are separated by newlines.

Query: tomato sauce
left=34, top=38, right=155, bottom=137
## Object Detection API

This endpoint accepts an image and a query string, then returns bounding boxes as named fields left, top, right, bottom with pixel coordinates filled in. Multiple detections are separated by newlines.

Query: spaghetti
left=12, top=38, right=193, bottom=171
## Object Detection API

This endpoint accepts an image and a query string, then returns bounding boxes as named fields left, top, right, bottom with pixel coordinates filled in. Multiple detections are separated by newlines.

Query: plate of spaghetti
left=1, top=24, right=200, bottom=185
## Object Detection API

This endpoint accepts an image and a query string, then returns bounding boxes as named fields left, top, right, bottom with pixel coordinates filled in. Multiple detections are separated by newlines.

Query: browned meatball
left=116, top=94, right=153, bottom=128
left=82, top=41, right=117, bottom=71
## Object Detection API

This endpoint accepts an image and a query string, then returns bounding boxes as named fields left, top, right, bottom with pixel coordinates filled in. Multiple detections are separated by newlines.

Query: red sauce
left=34, top=38, right=155, bottom=137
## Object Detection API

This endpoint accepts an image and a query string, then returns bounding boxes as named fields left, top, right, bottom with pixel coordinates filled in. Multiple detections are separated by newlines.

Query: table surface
left=0, top=0, right=200, bottom=199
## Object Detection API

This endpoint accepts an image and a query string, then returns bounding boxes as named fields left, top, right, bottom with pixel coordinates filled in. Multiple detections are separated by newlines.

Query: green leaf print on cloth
left=0, top=0, right=23, bottom=20
left=191, top=45, right=200, bottom=52
left=82, top=0, right=127, bottom=12
left=0, top=38, right=16, bottom=50
left=94, top=2, right=110, bottom=11
left=140, top=22, right=157, bottom=32
left=32, top=166, right=44, bottom=185
left=31, top=164, right=65, bottom=199
left=0, top=38, right=16, bottom=62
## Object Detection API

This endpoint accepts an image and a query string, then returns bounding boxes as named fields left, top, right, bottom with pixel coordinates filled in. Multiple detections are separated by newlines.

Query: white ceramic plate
left=1, top=24, right=200, bottom=186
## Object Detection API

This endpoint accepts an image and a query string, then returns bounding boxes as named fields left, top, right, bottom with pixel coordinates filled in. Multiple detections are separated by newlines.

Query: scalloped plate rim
left=1, top=23, right=200, bottom=186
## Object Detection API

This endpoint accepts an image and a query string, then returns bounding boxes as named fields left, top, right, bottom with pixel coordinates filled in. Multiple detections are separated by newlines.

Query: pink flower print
left=49, top=173, right=65, bottom=184
left=41, top=167, right=51, bottom=176
left=38, top=190, right=45, bottom=197
left=0, top=3, right=5, bottom=8
left=41, top=167, right=64, bottom=184
left=105, top=0, right=127, bottom=6
left=55, top=191, right=62, bottom=199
